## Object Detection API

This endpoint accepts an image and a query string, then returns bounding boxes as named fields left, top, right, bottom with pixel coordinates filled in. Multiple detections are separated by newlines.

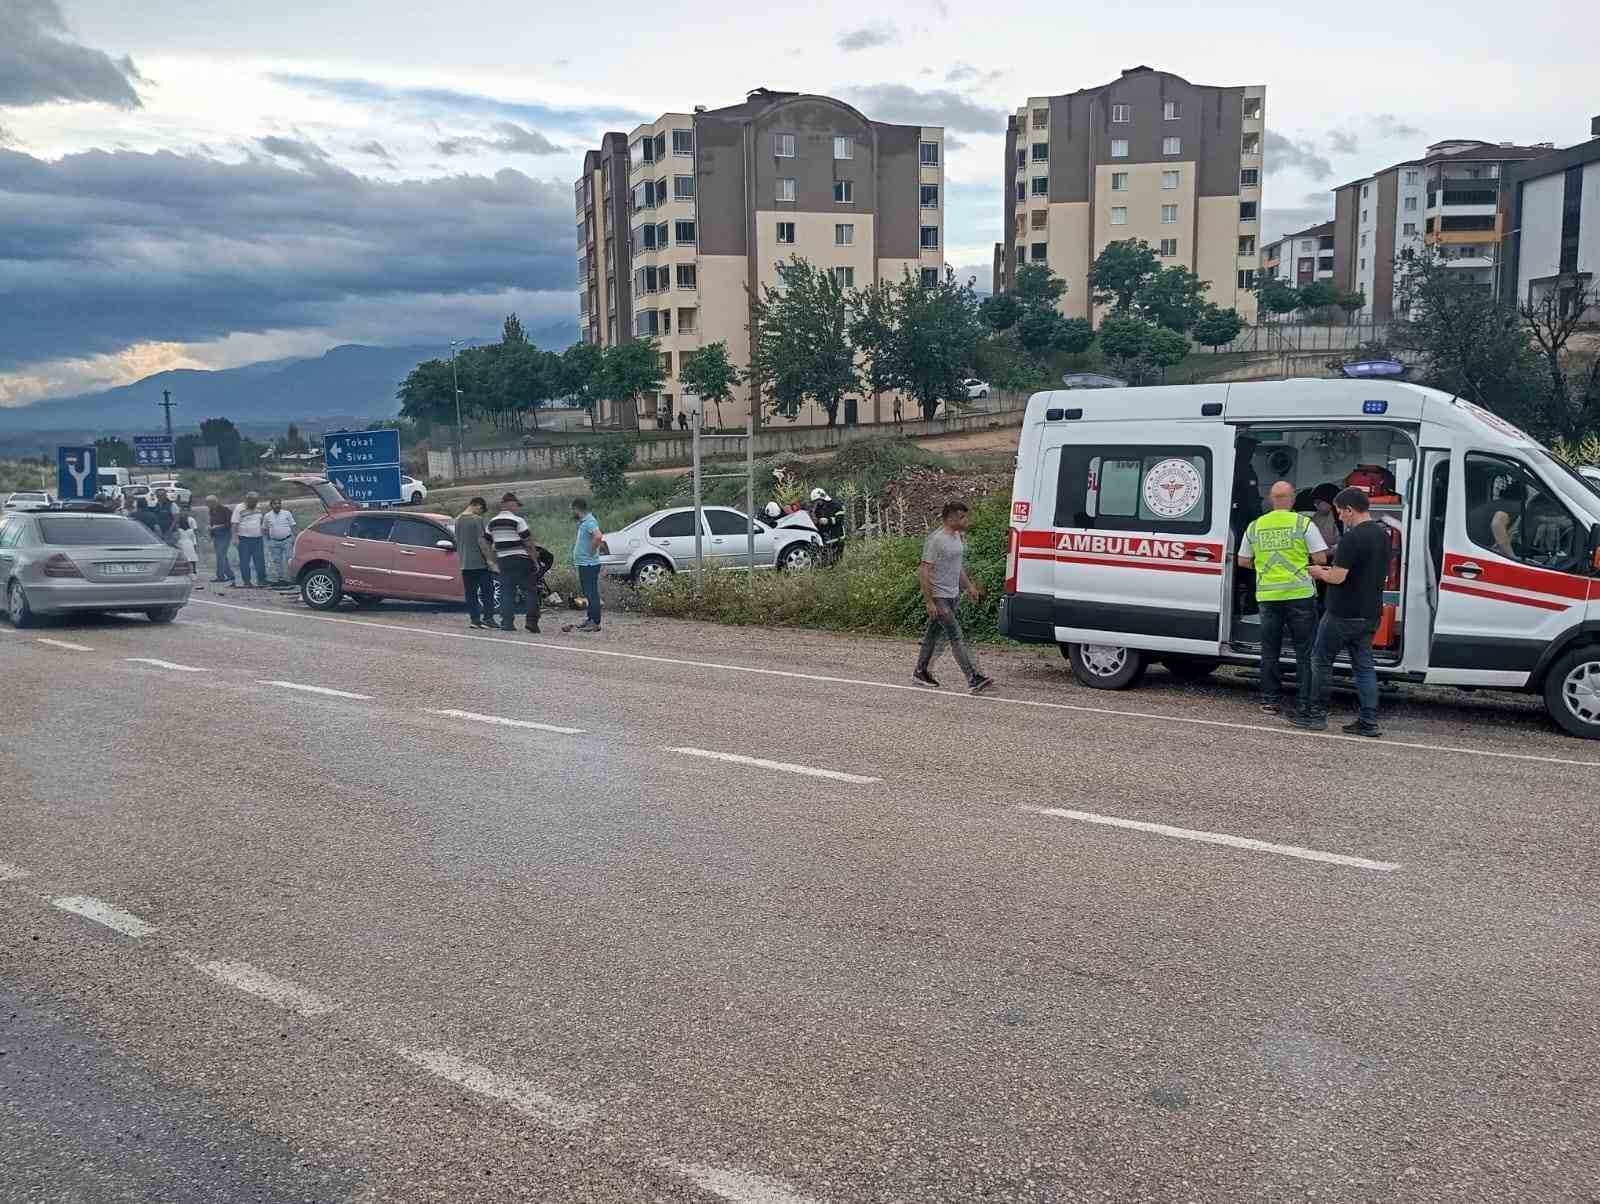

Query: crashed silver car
left=0, top=510, right=193, bottom=626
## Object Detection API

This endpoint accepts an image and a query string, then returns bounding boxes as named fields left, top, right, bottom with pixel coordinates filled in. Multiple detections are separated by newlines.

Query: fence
left=1214, top=320, right=1394, bottom=355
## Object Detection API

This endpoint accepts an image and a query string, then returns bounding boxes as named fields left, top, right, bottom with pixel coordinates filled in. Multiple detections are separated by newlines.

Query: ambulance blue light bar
left=1340, top=359, right=1406, bottom=379
left=1363, top=399, right=1388, bottom=415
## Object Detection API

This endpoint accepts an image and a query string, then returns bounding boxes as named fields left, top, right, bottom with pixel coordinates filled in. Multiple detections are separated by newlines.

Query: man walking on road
left=568, top=497, right=604, bottom=633
left=262, top=497, right=297, bottom=586
left=1299, top=487, right=1393, bottom=737
left=913, top=501, right=994, bottom=695
left=232, top=493, right=266, bottom=589
left=454, top=497, right=495, bottom=629
left=1238, top=480, right=1328, bottom=718
left=206, top=494, right=234, bottom=584
left=487, top=493, right=539, bottom=633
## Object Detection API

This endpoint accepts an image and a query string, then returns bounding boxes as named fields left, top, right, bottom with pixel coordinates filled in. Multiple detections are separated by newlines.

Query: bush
left=574, top=436, right=635, bottom=499
left=819, top=438, right=951, bottom=496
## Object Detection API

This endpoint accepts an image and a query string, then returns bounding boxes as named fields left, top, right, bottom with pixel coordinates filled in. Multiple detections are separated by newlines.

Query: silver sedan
left=0, top=510, right=194, bottom=626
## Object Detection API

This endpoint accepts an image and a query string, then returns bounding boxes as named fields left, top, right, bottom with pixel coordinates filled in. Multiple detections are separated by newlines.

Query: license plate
left=101, top=562, right=150, bottom=576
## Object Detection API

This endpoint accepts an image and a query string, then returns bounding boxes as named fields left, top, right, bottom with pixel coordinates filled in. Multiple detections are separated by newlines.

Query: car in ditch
left=600, top=505, right=821, bottom=587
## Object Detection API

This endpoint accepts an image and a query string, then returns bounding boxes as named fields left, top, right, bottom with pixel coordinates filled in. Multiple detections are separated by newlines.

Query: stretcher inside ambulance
left=998, top=379, right=1600, bottom=738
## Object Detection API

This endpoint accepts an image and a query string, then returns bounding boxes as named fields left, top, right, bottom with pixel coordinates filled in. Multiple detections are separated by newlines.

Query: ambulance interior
left=1227, top=425, right=1416, bottom=663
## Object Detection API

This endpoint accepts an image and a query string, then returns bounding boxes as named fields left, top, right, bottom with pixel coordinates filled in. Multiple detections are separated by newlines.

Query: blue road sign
left=328, top=465, right=403, bottom=504
left=133, top=434, right=175, bottom=466
left=324, top=429, right=400, bottom=469
left=57, top=445, right=98, bottom=499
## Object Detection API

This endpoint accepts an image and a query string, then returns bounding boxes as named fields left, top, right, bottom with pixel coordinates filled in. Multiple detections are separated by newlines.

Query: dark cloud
left=271, top=73, right=642, bottom=134
left=353, top=140, right=396, bottom=166
left=1265, top=131, right=1333, bottom=181
left=838, top=23, right=897, bottom=51
left=436, top=122, right=563, bottom=157
left=944, top=63, right=1003, bottom=86
left=1374, top=113, right=1421, bottom=140
left=0, top=0, right=144, bottom=110
left=0, top=145, right=574, bottom=375
left=835, top=84, right=1004, bottom=133
left=256, top=135, right=331, bottom=168
left=944, top=133, right=969, bottom=152
left=1327, top=129, right=1359, bottom=155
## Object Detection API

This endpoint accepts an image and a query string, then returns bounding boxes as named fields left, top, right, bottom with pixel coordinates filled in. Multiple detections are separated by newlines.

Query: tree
left=94, top=436, right=133, bottom=467
left=1096, top=317, right=1187, bottom=385
left=1136, top=265, right=1211, bottom=332
left=574, top=435, right=635, bottom=499
left=560, top=341, right=606, bottom=428
left=602, top=338, right=665, bottom=427
left=1012, top=262, right=1069, bottom=313
left=887, top=267, right=983, bottom=420
left=396, top=359, right=459, bottom=429
left=1145, top=327, right=1191, bottom=369
left=1254, top=275, right=1302, bottom=321
left=1191, top=305, right=1245, bottom=353
left=1520, top=282, right=1600, bottom=439
left=1017, top=308, right=1093, bottom=358
left=281, top=423, right=309, bottom=454
left=1088, top=240, right=1160, bottom=314
left=1096, top=316, right=1151, bottom=363
left=492, top=343, right=559, bottom=431
left=198, top=418, right=243, bottom=468
left=1338, top=291, right=1367, bottom=320
left=174, top=434, right=201, bottom=469
left=501, top=312, right=529, bottom=346
left=979, top=291, right=1022, bottom=332
left=750, top=256, right=857, bottom=425
left=849, top=280, right=899, bottom=423
left=679, top=341, right=743, bottom=429
left=1297, top=280, right=1340, bottom=315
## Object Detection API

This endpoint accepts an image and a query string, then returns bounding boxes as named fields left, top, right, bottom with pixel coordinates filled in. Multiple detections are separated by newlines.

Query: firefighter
left=810, top=487, right=845, bottom=564
left=1237, top=480, right=1329, bottom=720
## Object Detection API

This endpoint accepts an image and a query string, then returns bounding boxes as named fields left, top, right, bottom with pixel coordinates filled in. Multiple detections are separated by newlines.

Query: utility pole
left=450, top=341, right=464, bottom=478
left=159, top=390, right=176, bottom=442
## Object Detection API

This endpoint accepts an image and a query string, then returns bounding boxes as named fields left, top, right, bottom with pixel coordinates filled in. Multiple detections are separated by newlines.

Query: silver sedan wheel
left=1079, top=644, right=1128, bottom=678
left=780, top=544, right=815, bottom=572
left=633, top=559, right=671, bottom=588
left=1561, top=659, right=1600, bottom=728
left=7, top=581, right=27, bottom=624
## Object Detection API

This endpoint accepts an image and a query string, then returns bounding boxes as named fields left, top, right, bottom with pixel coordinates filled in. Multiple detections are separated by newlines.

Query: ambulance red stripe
left=1019, top=551, right=1223, bottom=576
left=1441, top=553, right=1588, bottom=601
left=1439, top=580, right=1570, bottom=612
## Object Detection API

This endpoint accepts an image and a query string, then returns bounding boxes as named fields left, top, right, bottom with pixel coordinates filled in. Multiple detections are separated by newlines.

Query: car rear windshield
left=38, top=516, right=162, bottom=546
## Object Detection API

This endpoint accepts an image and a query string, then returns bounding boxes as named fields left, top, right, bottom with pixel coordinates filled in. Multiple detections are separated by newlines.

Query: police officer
left=1237, top=480, right=1328, bottom=718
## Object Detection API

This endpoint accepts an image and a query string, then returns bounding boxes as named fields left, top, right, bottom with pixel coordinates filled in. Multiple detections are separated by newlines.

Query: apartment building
left=573, top=133, right=633, bottom=354
left=613, top=88, right=943, bottom=427
left=1500, top=117, right=1600, bottom=322
left=1332, top=139, right=1553, bottom=319
left=998, top=66, right=1264, bottom=323
left=1261, top=221, right=1335, bottom=285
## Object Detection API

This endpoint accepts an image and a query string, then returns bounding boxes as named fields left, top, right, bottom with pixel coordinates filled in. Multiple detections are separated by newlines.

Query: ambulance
left=997, top=379, right=1600, bottom=738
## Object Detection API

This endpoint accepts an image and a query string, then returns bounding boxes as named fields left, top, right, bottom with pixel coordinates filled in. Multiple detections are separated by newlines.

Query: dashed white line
left=35, top=637, right=94, bottom=652
left=51, top=895, right=159, bottom=936
left=257, top=680, right=372, bottom=701
left=0, top=861, right=34, bottom=882
left=664, top=746, right=882, bottom=785
left=126, top=657, right=208, bottom=673
left=424, top=708, right=584, bottom=735
left=1025, top=806, right=1401, bottom=872
left=178, top=956, right=343, bottom=1016
left=668, top=1162, right=825, bottom=1204
left=389, top=1046, right=595, bottom=1130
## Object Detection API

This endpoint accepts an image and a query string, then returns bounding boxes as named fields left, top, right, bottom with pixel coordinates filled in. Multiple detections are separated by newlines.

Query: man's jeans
left=498, top=557, right=539, bottom=630
left=916, top=598, right=979, bottom=685
left=236, top=535, right=266, bottom=587
left=461, top=567, right=493, bottom=625
left=211, top=529, right=233, bottom=581
left=1311, top=613, right=1380, bottom=729
left=267, top=537, right=294, bottom=583
left=577, top=563, right=602, bottom=627
left=1259, top=596, right=1318, bottom=714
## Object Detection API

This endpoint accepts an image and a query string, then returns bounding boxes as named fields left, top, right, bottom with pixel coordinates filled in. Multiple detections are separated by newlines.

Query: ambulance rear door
left=1044, top=421, right=1235, bottom=656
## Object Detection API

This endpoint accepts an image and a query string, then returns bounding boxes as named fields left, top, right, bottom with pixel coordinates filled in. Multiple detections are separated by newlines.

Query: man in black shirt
left=1297, top=487, right=1392, bottom=736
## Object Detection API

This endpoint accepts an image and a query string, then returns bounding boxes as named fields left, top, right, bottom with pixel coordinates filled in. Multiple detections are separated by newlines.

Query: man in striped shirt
left=487, top=492, right=540, bottom=633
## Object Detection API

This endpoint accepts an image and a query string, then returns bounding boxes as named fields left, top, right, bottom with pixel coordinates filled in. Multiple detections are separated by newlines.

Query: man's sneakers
left=914, top=670, right=995, bottom=694
left=912, top=669, right=940, bottom=688
left=968, top=675, right=996, bottom=695
left=1288, top=713, right=1328, bottom=730
left=1341, top=721, right=1383, bottom=738
left=1260, top=699, right=1281, bottom=714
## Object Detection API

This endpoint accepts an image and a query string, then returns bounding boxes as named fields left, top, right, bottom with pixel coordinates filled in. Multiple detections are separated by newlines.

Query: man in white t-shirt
left=231, top=493, right=266, bottom=588
left=1238, top=480, right=1329, bottom=717
left=261, top=497, right=297, bottom=586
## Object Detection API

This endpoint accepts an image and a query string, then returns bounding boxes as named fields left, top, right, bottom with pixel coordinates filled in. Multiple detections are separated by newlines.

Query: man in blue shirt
left=570, top=497, right=604, bottom=633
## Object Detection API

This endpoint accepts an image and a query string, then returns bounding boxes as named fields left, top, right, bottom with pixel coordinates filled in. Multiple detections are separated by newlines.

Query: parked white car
left=4, top=491, right=54, bottom=512
left=146, top=479, right=192, bottom=505
left=601, top=506, right=820, bottom=587
left=963, top=378, right=991, bottom=400
left=401, top=476, right=428, bottom=505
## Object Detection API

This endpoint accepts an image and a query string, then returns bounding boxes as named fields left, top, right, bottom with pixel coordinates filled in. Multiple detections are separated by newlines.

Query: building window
left=1359, top=257, right=1366, bottom=270
left=1030, top=209, right=1047, bottom=230
left=777, top=178, right=795, bottom=202
left=1031, top=176, right=1048, bottom=196
left=1360, top=232, right=1368, bottom=247
left=1107, top=171, right=1127, bottom=192
left=1162, top=170, right=1180, bottom=190
left=1162, top=136, right=1181, bottom=156
left=1239, top=201, right=1257, bottom=221
left=1242, top=97, right=1262, bottom=121
left=655, top=178, right=669, bottom=206
left=1015, top=148, right=1026, bottom=170
left=674, top=175, right=695, bottom=200
left=1032, top=108, right=1048, bottom=129
left=1403, top=195, right=1418, bottom=211
left=1403, top=222, right=1417, bottom=236
left=776, top=221, right=795, bottom=244
left=1111, top=139, right=1129, bottom=158
left=1111, top=103, right=1131, bottom=122
left=775, top=133, right=795, bottom=158
left=831, top=266, right=855, bottom=287
left=1361, top=184, right=1369, bottom=199
left=832, top=135, right=854, bottom=160
left=672, top=129, right=693, bottom=156
left=1163, top=100, right=1182, bottom=120
left=1031, top=242, right=1048, bottom=261
left=1031, top=142, right=1048, bottom=161
left=921, top=267, right=940, bottom=286
left=1015, top=182, right=1025, bottom=202
left=1016, top=243, right=1026, bottom=266
left=920, top=225, right=940, bottom=250
left=1404, top=169, right=1419, bottom=184
left=1242, top=132, right=1260, bottom=155
left=1240, top=168, right=1259, bottom=188
left=1237, top=268, right=1257, bottom=289
left=1159, top=238, right=1178, bottom=257
left=1238, top=235, right=1256, bottom=256
left=921, top=184, right=939, bottom=209
left=1361, top=208, right=1368, bottom=223
left=834, top=179, right=854, bottom=203
left=1111, top=206, right=1128, bottom=226
left=674, top=220, right=696, bottom=244
left=657, top=221, right=668, bottom=248
left=632, top=182, right=651, bottom=211
left=1161, top=204, right=1178, bottom=224
left=631, top=136, right=654, bottom=167
left=919, top=141, right=939, bottom=166
left=676, top=264, right=696, bottom=289
left=635, top=309, right=659, bottom=337
left=835, top=223, right=854, bottom=246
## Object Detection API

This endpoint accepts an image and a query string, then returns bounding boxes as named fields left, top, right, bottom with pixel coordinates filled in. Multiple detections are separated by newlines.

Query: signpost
left=133, top=434, right=176, bottom=467
left=324, top=429, right=402, bottom=505
left=57, top=446, right=97, bottom=499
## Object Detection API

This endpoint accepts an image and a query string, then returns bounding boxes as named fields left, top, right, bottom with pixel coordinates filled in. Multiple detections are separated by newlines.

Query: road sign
left=328, top=466, right=403, bottom=505
left=324, top=429, right=400, bottom=469
left=133, top=434, right=175, bottom=467
left=57, top=446, right=97, bottom=499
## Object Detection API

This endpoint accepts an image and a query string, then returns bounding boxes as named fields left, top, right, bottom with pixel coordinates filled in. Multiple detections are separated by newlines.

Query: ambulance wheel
left=1064, top=643, right=1146, bottom=690
left=1544, top=646, right=1600, bottom=739
left=1160, top=655, right=1220, bottom=682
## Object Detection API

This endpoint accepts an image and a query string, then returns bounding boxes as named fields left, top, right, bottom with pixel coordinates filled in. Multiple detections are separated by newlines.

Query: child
left=175, top=506, right=201, bottom=581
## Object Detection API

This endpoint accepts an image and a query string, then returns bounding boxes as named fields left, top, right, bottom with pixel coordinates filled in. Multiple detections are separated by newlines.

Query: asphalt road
left=4, top=591, right=1600, bottom=1202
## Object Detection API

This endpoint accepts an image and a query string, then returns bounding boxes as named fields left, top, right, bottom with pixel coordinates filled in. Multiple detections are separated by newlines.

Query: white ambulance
left=998, top=379, right=1600, bottom=738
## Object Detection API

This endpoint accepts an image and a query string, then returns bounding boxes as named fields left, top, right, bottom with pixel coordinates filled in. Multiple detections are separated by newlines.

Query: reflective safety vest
left=1246, top=509, right=1315, bottom=601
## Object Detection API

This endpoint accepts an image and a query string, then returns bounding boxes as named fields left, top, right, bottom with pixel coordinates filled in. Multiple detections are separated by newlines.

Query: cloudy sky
left=2, top=0, right=1595, bottom=407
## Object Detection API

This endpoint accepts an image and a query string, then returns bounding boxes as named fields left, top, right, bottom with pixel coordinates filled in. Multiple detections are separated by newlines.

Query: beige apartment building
left=576, top=88, right=943, bottom=428
left=995, top=67, right=1263, bottom=324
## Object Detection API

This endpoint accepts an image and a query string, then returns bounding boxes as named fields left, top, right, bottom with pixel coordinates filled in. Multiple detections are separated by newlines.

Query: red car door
left=387, top=516, right=463, bottom=602
left=339, top=513, right=396, bottom=595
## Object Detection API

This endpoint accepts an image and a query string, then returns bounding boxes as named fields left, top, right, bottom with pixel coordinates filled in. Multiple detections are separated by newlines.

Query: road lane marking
left=192, top=599, right=1600, bottom=771
left=178, top=955, right=343, bottom=1016
left=126, top=657, right=208, bottom=672
left=35, top=638, right=94, bottom=652
left=257, top=680, right=372, bottom=700
left=1024, top=806, right=1401, bottom=872
left=423, top=708, right=584, bottom=735
left=0, top=862, right=34, bottom=882
left=667, top=1162, right=824, bottom=1204
left=389, top=1046, right=595, bottom=1130
left=51, top=895, right=159, bottom=936
left=664, top=746, right=882, bottom=784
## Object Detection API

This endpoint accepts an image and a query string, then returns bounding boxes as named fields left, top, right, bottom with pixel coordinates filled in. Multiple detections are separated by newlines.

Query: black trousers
left=497, top=557, right=540, bottom=630
left=461, top=566, right=494, bottom=625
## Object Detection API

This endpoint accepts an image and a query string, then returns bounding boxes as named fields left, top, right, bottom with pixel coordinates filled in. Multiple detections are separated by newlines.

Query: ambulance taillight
left=1005, top=526, right=1020, bottom=593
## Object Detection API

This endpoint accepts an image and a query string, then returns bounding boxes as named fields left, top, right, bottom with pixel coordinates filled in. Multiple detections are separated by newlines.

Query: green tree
left=1012, top=262, right=1068, bottom=312
left=750, top=256, right=857, bottom=425
left=978, top=291, right=1022, bottom=332
left=1096, top=316, right=1151, bottom=363
left=396, top=359, right=459, bottom=429
left=490, top=343, right=558, bottom=431
left=1145, top=327, right=1191, bottom=369
left=560, top=341, right=606, bottom=428
left=602, top=338, right=665, bottom=427
left=1191, top=304, right=1245, bottom=352
left=574, top=435, right=636, bottom=499
left=679, top=341, right=743, bottom=429
left=198, top=418, right=243, bottom=469
left=501, top=312, right=528, bottom=346
left=94, top=436, right=133, bottom=467
left=1337, top=291, right=1366, bottom=320
left=848, top=280, right=900, bottom=423
left=1297, top=280, right=1340, bottom=314
left=1136, top=265, right=1211, bottom=332
left=1096, top=317, right=1186, bottom=385
left=887, top=267, right=983, bottom=420
left=1017, top=307, right=1093, bottom=357
left=173, top=433, right=201, bottom=469
left=1088, top=240, right=1160, bottom=314
left=1254, top=275, right=1302, bottom=321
